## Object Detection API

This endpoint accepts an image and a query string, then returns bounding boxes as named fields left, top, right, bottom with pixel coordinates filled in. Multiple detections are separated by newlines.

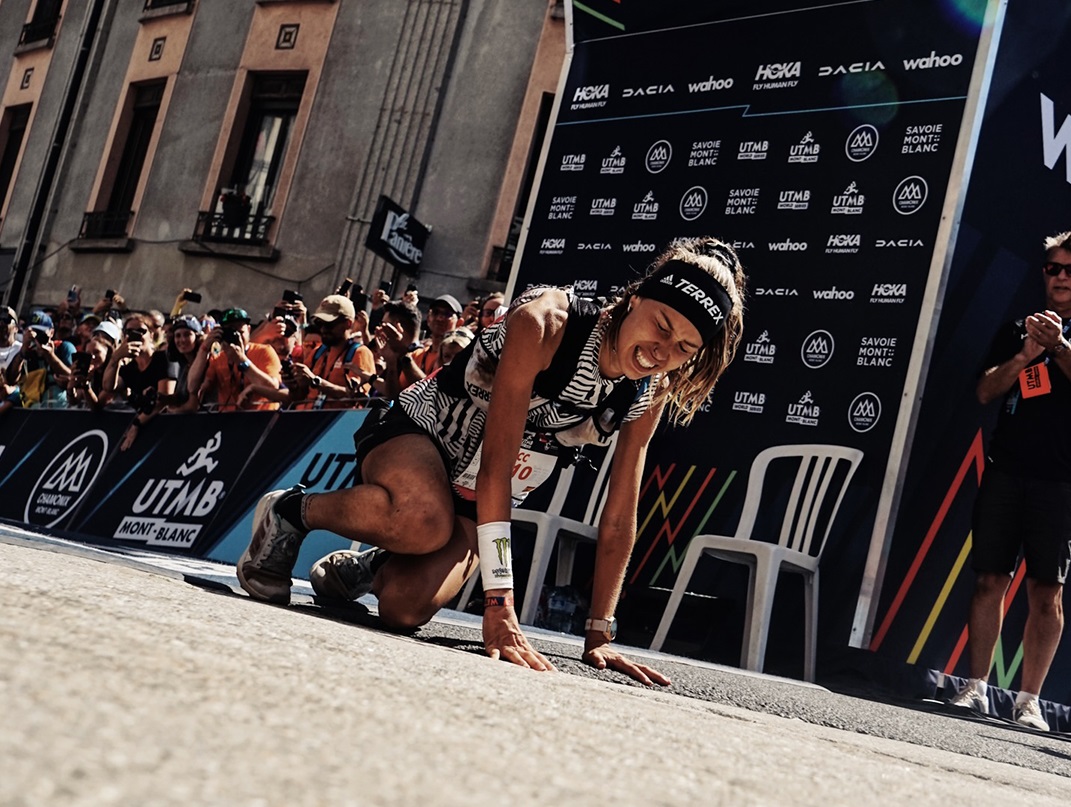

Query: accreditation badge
left=1018, top=363, right=1052, bottom=399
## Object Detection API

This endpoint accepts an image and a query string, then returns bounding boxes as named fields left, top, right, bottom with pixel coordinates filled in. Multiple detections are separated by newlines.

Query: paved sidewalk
left=0, top=531, right=1068, bottom=805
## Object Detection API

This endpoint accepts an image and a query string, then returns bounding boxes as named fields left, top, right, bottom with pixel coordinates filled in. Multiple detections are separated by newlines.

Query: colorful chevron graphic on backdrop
left=869, top=429, right=1027, bottom=687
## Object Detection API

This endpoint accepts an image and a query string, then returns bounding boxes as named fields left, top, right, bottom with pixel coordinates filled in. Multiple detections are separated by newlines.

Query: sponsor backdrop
left=510, top=0, right=989, bottom=677
left=869, top=0, right=1071, bottom=707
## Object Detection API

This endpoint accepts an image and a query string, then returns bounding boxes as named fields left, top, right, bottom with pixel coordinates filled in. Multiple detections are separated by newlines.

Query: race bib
left=453, top=433, right=561, bottom=503
left=1019, top=363, right=1051, bottom=399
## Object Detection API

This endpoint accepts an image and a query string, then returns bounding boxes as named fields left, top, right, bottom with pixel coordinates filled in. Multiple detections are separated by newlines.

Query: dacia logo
left=622, top=84, right=674, bottom=98
left=577, top=243, right=610, bottom=251
left=755, top=62, right=801, bottom=81
left=875, top=238, right=923, bottom=248
left=573, top=84, right=609, bottom=102
left=819, top=61, right=885, bottom=76
left=756, top=288, right=799, bottom=296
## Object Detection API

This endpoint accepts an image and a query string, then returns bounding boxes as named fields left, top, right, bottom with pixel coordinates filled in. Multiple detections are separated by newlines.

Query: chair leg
left=651, top=541, right=706, bottom=651
left=742, top=558, right=779, bottom=673
left=555, top=535, right=576, bottom=588
left=802, top=569, right=818, bottom=683
left=455, top=568, right=480, bottom=613
left=518, top=526, right=554, bottom=626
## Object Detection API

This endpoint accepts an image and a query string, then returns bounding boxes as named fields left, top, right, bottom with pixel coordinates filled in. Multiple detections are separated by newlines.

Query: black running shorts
left=971, top=465, right=1071, bottom=585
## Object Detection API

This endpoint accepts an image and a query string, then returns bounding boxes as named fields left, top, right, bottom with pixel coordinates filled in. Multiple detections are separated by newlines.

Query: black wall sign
left=364, top=195, right=430, bottom=270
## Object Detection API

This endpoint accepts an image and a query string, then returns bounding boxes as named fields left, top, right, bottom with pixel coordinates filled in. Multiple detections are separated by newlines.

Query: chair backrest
left=733, top=444, right=864, bottom=558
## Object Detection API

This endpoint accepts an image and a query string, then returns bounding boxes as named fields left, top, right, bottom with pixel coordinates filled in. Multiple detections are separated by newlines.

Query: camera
left=72, top=352, right=91, bottom=374
left=221, top=328, right=242, bottom=345
left=33, top=330, right=51, bottom=346
left=183, top=290, right=202, bottom=304
left=67, top=285, right=79, bottom=304
left=282, top=289, right=303, bottom=304
left=105, top=289, right=116, bottom=301
left=124, top=329, right=144, bottom=343
left=137, top=387, right=158, bottom=416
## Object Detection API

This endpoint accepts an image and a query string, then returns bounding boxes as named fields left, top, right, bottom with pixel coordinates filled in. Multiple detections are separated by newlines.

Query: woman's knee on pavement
left=375, top=568, right=441, bottom=631
left=383, top=491, right=454, bottom=553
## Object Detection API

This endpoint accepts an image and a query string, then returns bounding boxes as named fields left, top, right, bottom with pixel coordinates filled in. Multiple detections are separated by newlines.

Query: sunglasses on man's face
left=1043, top=261, right=1071, bottom=277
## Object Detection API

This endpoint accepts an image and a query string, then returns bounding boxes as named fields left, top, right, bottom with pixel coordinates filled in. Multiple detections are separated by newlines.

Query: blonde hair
left=604, top=236, right=746, bottom=426
left=1044, top=230, right=1071, bottom=254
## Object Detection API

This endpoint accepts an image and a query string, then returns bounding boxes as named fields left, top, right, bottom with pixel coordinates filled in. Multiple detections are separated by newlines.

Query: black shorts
left=971, top=465, right=1071, bottom=585
left=352, top=403, right=478, bottom=521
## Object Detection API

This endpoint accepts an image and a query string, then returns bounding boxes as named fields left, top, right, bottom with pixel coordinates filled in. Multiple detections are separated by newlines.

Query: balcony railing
left=18, top=17, right=59, bottom=47
left=79, top=210, right=133, bottom=240
left=195, top=210, right=274, bottom=245
left=143, top=0, right=192, bottom=10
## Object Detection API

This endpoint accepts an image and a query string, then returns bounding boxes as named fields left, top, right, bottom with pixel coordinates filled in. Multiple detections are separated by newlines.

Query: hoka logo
left=755, top=62, right=801, bottom=81
left=1040, top=92, right=1071, bottom=183
left=573, top=84, right=609, bottom=102
left=827, top=234, right=861, bottom=248
left=42, top=447, right=94, bottom=493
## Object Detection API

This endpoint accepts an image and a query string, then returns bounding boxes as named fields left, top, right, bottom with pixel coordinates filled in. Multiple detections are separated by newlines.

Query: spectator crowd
left=0, top=282, right=510, bottom=445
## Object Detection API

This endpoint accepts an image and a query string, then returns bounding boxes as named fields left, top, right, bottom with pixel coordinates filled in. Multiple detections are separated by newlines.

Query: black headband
left=635, top=259, right=732, bottom=343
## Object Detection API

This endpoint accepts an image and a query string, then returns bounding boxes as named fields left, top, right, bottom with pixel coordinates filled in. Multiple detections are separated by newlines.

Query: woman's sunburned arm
left=475, top=290, right=569, bottom=526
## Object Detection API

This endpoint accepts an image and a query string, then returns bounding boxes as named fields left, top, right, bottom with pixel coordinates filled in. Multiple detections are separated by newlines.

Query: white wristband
left=477, top=521, right=514, bottom=592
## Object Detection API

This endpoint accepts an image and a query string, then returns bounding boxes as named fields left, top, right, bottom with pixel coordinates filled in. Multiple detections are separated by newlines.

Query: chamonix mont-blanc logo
left=893, top=176, right=929, bottom=215
left=25, top=430, right=110, bottom=527
left=848, top=392, right=882, bottom=433
left=845, top=124, right=879, bottom=162
left=679, top=186, right=708, bottom=221
left=801, top=329, right=835, bottom=369
left=645, top=140, right=672, bottom=173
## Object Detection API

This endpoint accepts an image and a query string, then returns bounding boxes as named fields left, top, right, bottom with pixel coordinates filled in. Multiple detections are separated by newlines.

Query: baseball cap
left=220, top=307, right=251, bottom=326
left=92, top=320, right=122, bottom=345
left=79, top=312, right=102, bottom=327
left=431, top=294, right=462, bottom=315
left=172, top=314, right=203, bottom=334
left=312, top=294, right=356, bottom=323
left=29, top=310, right=53, bottom=333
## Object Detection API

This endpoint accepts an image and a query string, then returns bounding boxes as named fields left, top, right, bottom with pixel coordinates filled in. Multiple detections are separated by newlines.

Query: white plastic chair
left=456, top=437, right=617, bottom=625
left=650, top=444, right=863, bottom=681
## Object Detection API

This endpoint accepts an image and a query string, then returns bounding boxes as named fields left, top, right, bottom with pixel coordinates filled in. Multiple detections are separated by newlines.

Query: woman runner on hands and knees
left=237, top=236, right=746, bottom=684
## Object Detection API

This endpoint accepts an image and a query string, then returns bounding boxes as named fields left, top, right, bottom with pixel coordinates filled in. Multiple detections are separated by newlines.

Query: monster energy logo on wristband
left=493, top=535, right=511, bottom=567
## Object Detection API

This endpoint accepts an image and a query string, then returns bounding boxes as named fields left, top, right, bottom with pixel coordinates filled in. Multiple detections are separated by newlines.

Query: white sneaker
left=1012, top=698, right=1050, bottom=732
left=236, top=487, right=307, bottom=605
left=948, top=683, right=989, bottom=715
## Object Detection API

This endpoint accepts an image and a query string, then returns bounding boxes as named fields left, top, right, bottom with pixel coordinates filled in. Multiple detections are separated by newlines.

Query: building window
left=81, top=81, right=165, bottom=240
left=0, top=105, right=31, bottom=213
left=19, top=0, right=62, bottom=48
left=198, top=72, right=306, bottom=245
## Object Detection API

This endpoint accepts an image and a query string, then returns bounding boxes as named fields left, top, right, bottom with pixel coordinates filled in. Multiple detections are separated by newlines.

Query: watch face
left=608, top=618, right=618, bottom=641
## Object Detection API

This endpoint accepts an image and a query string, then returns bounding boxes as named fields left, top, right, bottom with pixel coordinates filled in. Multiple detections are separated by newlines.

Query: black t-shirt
left=983, top=318, right=1071, bottom=480
left=118, top=351, right=178, bottom=409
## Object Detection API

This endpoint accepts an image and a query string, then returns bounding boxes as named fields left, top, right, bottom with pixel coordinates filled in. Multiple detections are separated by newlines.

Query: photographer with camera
left=67, top=321, right=121, bottom=411
left=250, top=292, right=306, bottom=364
left=102, top=315, right=177, bottom=446
left=4, top=311, right=75, bottom=408
left=284, top=294, right=375, bottom=410
left=188, top=307, right=282, bottom=411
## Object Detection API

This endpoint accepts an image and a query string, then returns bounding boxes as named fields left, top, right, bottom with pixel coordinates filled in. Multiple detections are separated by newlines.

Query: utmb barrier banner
left=0, top=409, right=366, bottom=569
left=510, top=0, right=991, bottom=671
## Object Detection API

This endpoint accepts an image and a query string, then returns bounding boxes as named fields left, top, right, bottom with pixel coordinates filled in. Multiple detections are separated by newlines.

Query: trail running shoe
left=1012, top=698, right=1050, bottom=732
left=236, top=487, right=307, bottom=605
left=309, top=548, right=384, bottom=602
left=948, top=683, right=989, bottom=716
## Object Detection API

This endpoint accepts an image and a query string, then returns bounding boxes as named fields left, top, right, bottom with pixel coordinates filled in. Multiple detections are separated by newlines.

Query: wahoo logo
left=382, top=211, right=424, bottom=265
left=26, top=430, right=109, bottom=527
left=755, top=62, right=801, bottom=81
left=645, top=140, right=672, bottom=173
left=849, top=391, right=882, bottom=433
left=768, top=239, right=807, bottom=252
left=539, top=238, right=565, bottom=255
left=679, top=186, right=708, bottom=221
left=688, top=76, right=734, bottom=93
left=560, top=154, right=586, bottom=171
left=819, top=61, right=885, bottom=76
left=1041, top=92, right=1071, bottom=184
left=903, top=51, right=963, bottom=70
left=622, top=241, right=656, bottom=253
left=813, top=286, right=855, bottom=301
left=893, top=176, right=928, bottom=215
left=846, top=124, right=879, bottom=162
left=801, top=330, right=834, bottom=369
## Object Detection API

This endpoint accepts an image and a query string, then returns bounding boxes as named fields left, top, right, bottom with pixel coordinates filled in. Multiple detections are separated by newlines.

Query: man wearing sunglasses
left=4, top=310, right=76, bottom=408
left=949, top=231, right=1071, bottom=732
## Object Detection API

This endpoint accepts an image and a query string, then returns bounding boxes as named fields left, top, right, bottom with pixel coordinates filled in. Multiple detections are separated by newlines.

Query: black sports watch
left=585, top=616, right=618, bottom=642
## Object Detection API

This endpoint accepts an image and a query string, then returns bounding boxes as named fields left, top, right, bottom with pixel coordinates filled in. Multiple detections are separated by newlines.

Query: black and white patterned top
left=398, top=287, right=659, bottom=499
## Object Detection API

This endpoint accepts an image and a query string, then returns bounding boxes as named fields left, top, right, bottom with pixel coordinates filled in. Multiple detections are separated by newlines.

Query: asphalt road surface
left=1, top=527, right=1068, bottom=806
